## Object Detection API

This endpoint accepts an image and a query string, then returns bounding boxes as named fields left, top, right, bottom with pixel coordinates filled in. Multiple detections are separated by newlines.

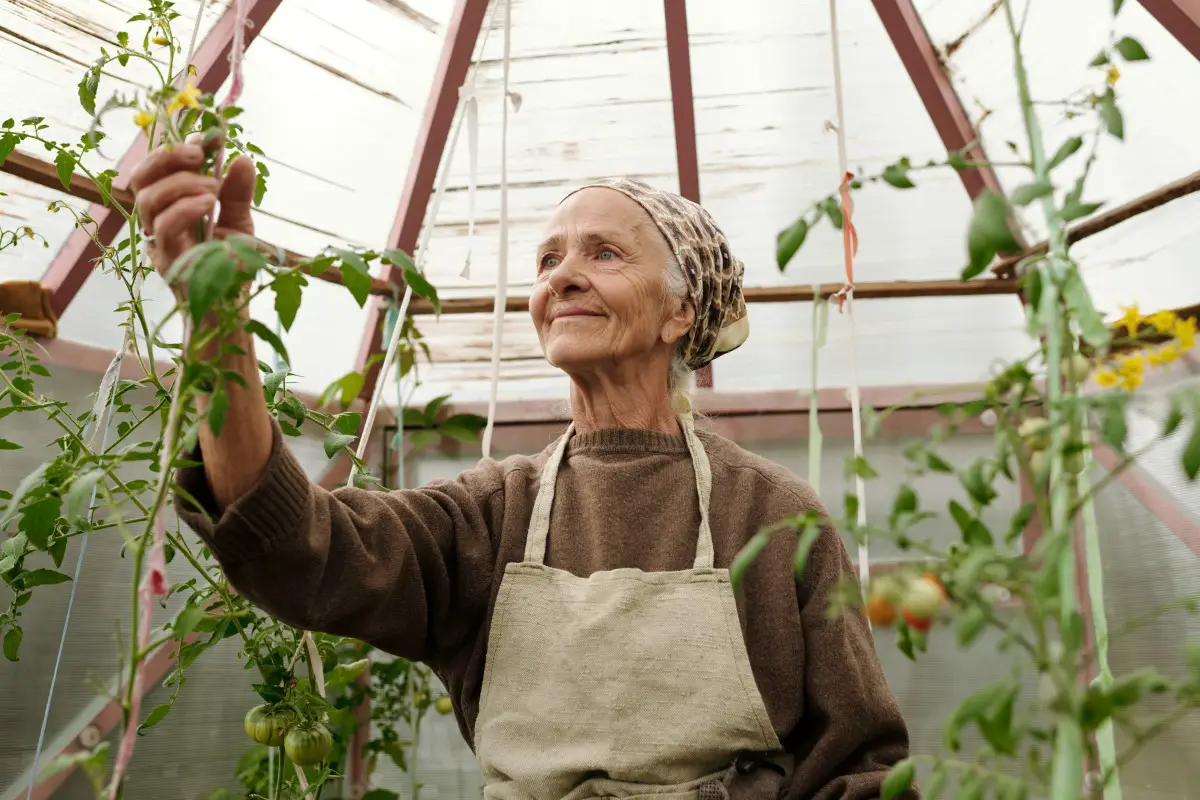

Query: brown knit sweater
left=176, top=420, right=913, bottom=799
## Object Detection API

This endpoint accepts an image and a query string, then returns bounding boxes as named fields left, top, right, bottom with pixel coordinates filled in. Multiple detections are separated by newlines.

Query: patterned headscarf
left=559, top=177, right=750, bottom=371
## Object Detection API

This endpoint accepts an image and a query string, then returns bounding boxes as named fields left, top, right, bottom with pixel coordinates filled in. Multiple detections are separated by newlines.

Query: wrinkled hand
left=130, top=137, right=257, bottom=296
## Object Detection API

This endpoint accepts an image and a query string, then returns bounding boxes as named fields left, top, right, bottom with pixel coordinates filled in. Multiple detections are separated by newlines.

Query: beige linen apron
left=474, top=415, right=785, bottom=800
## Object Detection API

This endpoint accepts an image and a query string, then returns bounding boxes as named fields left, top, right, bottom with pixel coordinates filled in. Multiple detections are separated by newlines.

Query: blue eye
left=598, top=249, right=616, bottom=260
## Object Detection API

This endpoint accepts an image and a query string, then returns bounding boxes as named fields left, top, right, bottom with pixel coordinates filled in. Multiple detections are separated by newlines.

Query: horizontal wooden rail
left=991, top=170, right=1200, bottom=278
left=7, top=150, right=1018, bottom=312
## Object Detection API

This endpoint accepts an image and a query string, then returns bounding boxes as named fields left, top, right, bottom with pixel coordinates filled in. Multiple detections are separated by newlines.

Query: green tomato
left=1018, top=417, right=1051, bottom=451
left=244, top=704, right=297, bottom=747
left=1063, top=353, right=1092, bottom=384
left=434, top=695, right=454, bottom=715
left=284, top=725, right=333, bottom=766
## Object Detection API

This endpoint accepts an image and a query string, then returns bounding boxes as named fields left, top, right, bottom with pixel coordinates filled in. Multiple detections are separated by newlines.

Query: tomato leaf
left=54, top=149, right=77, bottom=192
left=135, top=702, right=173, bottom=735
left=402, top=264, right=441, bottom=314
left=272, top=270, right=305, bottom=331
left=1097, top=88, right=1124, bottom=139
left=1182, top=401, right=1200, bottom=480
left=65, top=469, right=105, bottom=524
left=881, top=758, right=916, bottom=800
left=1115, top=36, right=1149, bottom=61
left=963, top=191, right=1020, bottom=280
left=1113, top=0, right=1126, bottom=13
left=0, top=133, right=18, bottom=167
left=20, top=568, right=72, bottom=589
left=924, top=765, right=948, bottom=800
left=776, top=218, right=809, bottom=271
left=208, top=387, right=229, bottom=437
left=956, top=604, right=989, bottom=647
left=408, top=429, right=440, bottom=451
left=1010, top=180, right=1053, bottom=207
left=172, top=598, right=208, bottom=638
left=244, top=320, right=291, bottom=368
left=3, top=627, right=21, bottom=662
left=821, top=197, right=843, bottom=229
left=323, top=431, right=356, bottom=459
left=186, top=246, right=238, bottom=322
left=1061, top=268, right=1111, bottom=348
left=263, top=367, right=288, bottom=401
left=731, top=530, right=771, bottom=592
left=881, top=162, right=916, bottom=189
left=334, top=412, right=362, bottom=435
left=438, top=413, right=487, bottom=444
left=336, top=250, right=372, bottom=307
left=19, top=497, right=61, bottom=550
left=77, top=65, right=101, bottom=115
left=0, top=438, right=20, bottom=450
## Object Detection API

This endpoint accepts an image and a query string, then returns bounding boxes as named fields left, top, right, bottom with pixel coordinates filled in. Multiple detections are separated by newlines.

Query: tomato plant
left=0, top=3, right=476, bottom=799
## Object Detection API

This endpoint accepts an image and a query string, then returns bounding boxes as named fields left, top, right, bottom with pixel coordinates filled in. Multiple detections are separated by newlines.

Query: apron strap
left=679, top=413, right=715, bottom=570
left=524, top=423, right=574, bottom=563
left=523, top=417, right=716, bottom=569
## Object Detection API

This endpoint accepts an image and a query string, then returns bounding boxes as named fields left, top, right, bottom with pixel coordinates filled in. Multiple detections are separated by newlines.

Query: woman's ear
left=661, top=297, right=695, bottom=345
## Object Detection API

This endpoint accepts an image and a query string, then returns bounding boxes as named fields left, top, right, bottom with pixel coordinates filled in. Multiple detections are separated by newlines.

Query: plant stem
left=1003, top=2, right=1087, bottom=796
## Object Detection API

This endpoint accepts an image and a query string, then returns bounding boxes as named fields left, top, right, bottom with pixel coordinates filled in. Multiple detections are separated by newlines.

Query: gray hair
left=663, top=252, right=693, bottom=403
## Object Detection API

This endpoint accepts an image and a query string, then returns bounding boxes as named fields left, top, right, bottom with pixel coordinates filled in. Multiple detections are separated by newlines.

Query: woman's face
left=530, top=188, right=694, bottom=380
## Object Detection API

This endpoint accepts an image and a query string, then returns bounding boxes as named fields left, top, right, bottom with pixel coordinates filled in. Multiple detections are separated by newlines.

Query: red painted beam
left=870, top=0, right=1008, bottom=202
left=41, top=0, right=286, bottom=319
left=662, top=0, right=712, bottom=388
left=355, top=0, right=491, bottom=402
left=1139, top=0, right=1200, bottom=61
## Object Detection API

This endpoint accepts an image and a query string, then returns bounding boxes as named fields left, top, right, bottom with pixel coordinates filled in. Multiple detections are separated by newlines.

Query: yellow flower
left=1115, top=353, right=1145, bottom=390
left=1147, top=310, right=1178, bottom=334
left=167, top=77, right=202, bottom=114
left=152, top=36, right=170, bottom=46
left=187, top=64, right=197, bottom=76
left=1174, top=316, right=1196, bottom=350
left=133, top=109, right=156, bottom=133
left=1106, top=64, right=1120, bottom=86
left=1149, top=344, right=1180, bottom=365
left=1094, top=368, right=1119, bottom=388
left=1117, top=304, right=1141, bottom=336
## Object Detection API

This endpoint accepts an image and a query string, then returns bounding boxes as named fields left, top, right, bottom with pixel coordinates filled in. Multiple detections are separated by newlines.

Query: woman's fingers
left=216, top=156, right=257, bottom=236
left=136, top=172, right=220, bottom=234
left=129, top=144, right=205, bottom=192
left=152, top=195, right=217, bottom=261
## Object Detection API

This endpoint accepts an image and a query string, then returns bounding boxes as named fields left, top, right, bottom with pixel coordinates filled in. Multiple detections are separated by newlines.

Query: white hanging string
left=480, top=0, right=514, bottom=460
left=462, top=95, right=479, bottom=279
left=826, top=0, right=870, bottom=590
left=345, top=1, right=503, bottom=485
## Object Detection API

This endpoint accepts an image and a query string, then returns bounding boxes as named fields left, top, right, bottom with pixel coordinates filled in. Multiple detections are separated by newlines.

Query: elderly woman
left=133, top=144, right=913, bottom=799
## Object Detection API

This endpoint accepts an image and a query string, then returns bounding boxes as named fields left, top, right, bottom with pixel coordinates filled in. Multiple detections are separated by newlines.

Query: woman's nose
left=547, top=256, right=589, bottom=297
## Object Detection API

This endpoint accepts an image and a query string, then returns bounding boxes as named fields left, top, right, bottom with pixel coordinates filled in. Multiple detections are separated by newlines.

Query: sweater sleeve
left=786, top=524, right=918, bottom=800
left=173, top=419, right=506, bottom=665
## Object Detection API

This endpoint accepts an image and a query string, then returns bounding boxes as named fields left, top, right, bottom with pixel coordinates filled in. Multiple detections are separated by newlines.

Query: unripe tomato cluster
left=244, top=704, right=332, bottom=765
left=865, top=573, right=947, bottom=631
left=1018, top=415, right=1085, bottom=477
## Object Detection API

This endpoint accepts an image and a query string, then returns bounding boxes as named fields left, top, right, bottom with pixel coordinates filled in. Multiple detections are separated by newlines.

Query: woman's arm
left=175, top=420, right=505, bottom=664
left=785, top=526, right=919, bottom=800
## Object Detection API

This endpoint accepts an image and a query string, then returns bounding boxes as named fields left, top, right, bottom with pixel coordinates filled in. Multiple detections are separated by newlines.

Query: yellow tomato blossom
left=133, top=109, right=156, bottom=133
left=167, top=78, right=202, bottom=114
left=1117, top=304, right=1141, bottom=336
left=152, top=36, right=170, bottom=46
left=1094, top=368, right=1119, bottom=388
left=1147, top=309, right=1177, bottom=333
left=1106, top=64, right=1120, bottom=86
left=1174, top=316, right=1197, bottom=350
left=1115, top=353, right=1145, bottom=390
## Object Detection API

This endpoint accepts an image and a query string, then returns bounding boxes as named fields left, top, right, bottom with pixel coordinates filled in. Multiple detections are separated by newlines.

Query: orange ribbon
left=834, top=171, right=858, bottom=313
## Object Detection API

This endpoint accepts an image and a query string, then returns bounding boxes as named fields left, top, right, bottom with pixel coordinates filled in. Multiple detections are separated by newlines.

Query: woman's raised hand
left=129, top=138, right=257, bottom=292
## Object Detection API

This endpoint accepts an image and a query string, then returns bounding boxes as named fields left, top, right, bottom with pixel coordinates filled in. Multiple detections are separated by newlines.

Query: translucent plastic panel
left=944, top=0, right=1200, bottom=243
